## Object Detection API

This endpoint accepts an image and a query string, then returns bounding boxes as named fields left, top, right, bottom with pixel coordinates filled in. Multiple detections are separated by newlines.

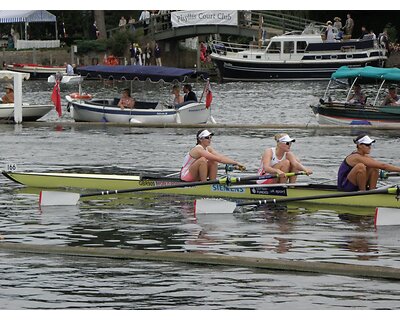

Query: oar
left=39, top=172, right=306, bottom=206
left=194, top=186, right=400, bottom=214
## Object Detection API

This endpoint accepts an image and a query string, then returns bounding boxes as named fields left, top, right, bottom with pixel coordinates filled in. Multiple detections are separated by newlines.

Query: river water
left=1, top=79, right=400, bottom=310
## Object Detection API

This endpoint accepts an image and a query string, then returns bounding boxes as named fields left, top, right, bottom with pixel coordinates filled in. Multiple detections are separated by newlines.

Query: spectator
left=343, top=13, right=354, bottom=38
left=183, top=84, right=197, bottom=102
left=1, top=83, right=14, bottom=104
left=333, top=17, right=342, bottom=31
left=143, top=43, right=152, bottom=66
left=64, top=62, right=74, bottom=75
left=325, top=21, right=334, bottom=42
left=378, top=29, right=390, bottom=56
left=154, top=43, right=162, bottom=66
left=119, top=16, right=127, bottom=29
left=90, top=21, right=99, bottom=39
left=347, top=84, right=366, bottom=105
left=139, top=10, right=150, bottom=35
left=381, top=87, right=399, bottom=106
left=359, top=26, right=368, bottom=39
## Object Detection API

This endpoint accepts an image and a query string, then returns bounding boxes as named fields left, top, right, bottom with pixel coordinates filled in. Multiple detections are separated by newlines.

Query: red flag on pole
left=51, top=80, right=62, bottom=117
left=205, top=80, right=212, bottom=109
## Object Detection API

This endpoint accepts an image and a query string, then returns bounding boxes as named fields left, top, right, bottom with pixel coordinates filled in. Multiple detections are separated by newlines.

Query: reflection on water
left=1, top=80, right=400, bottom=309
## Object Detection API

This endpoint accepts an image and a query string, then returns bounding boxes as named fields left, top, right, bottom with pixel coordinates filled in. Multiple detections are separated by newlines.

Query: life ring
left=70, top=92, right=92, bottom=100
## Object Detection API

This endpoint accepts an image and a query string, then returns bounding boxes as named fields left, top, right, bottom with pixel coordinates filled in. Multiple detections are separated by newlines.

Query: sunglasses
left=361, top=143, right=372, bottom=147
left=202, top=136, right=212, bottom=140
left=281, top=141, right=292, bottom=145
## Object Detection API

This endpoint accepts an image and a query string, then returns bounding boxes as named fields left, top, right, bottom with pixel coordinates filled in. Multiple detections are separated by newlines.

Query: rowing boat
left=3, top=171, right=400, bottom=208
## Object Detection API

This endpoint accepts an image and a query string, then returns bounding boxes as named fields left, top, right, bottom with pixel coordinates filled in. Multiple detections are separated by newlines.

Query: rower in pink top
left=258, top=133, right=313, bottom=184
left=180, top=129, right=246, bottom=182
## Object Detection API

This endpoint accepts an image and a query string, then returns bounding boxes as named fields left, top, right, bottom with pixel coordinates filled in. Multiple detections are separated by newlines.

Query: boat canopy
left=331, top=66, right=400, bottom=81
left=76, top=65, right=209, bottom=83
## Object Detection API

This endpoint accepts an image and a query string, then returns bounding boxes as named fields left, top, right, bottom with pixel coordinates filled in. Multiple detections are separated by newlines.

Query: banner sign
left=171, top=10, right=238, bottom=28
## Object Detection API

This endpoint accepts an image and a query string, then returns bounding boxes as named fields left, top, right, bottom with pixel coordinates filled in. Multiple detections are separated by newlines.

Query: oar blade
left=39, top=191, right=80, bottom=206
left=194, top=198, right=237, bottom=214
left=375, top=207, right=400, bottom=226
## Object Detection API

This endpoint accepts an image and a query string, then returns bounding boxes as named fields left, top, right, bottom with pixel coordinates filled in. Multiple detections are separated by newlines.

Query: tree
left=94, top=10, right=106, bottom=39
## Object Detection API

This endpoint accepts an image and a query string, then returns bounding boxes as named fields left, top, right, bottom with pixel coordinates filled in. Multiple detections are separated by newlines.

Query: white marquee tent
left=0, top=10, right=58, bottom=47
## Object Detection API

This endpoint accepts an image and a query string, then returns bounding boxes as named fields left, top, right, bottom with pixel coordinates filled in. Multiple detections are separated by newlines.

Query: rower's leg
left=207, top=160, right=218, bottom=180
left=275, top=160, right=291, bottom=183
left=189, top=157, right=208, bottom=182
left=347, top=163, right=367, bottom=191
left=366, top=167, right=379, bottom=189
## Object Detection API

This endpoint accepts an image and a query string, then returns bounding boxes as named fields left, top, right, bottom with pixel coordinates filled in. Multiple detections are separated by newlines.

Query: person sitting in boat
left=257, top=133, right=313, bottom=184
left=1, top=83, right=14, bottom=104
left=180, top=129, right=246, bottom=182
left=172, top=84, right=184, bottom=106
left=183, top=84, right=198, bottom=102
left=337, top=134, right=400, bottom=192
left=347, top=84, right=366, bottom=105
left=117, top=88, right=135, bottom=110
left=64, top=62, right=74, bottom=75
left=381, top=87, right=400, bottom=106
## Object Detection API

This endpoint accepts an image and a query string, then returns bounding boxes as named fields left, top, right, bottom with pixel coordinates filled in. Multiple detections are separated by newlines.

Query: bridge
left=108, top=11, right=323, bottom=41
left=106, top=11, right=324, bottom=68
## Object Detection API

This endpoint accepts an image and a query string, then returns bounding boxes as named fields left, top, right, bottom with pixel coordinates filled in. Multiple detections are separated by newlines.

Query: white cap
left=197, top=129, right=214, bottom=139
left=278, top=134, right=296, bottom=143
left=354, top=135, right=376, bottom=145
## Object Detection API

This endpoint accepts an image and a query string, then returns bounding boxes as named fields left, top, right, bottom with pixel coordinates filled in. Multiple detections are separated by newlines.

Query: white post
left=13, top=73, right=23, bottom=123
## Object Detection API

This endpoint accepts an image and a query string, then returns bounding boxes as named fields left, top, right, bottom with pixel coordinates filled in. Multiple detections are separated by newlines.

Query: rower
left=257, top=133, right=313, bottom=184
left=337, top=134, right=400, bottom=191
left=180, top=129, right=246, bottom=182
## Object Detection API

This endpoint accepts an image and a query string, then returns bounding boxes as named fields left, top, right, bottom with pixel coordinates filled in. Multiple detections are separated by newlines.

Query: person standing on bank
left=337, top=135, right=400, bottom=191
left=180, top=129, right=246, bottom=182
left=258, top=133, right=313, bottom=184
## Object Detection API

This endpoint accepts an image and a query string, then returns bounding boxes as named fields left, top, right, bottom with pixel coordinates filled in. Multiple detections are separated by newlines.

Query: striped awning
left=0, top=10, right=56, bottom=23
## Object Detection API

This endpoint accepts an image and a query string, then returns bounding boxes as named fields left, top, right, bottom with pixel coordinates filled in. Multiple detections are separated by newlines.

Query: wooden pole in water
left=1, top=242, right=400, bottom=280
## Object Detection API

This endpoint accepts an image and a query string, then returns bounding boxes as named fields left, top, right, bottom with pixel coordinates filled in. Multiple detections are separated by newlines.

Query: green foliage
left=75, top=39, right=108, bottom=54
left=108, top=30, right=134, bottom=56
left=385, top=23, right=398, bottom=43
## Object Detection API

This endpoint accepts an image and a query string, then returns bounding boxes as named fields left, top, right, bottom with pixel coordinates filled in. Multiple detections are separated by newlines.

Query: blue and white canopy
left=0, top=10, right=56, bottom=24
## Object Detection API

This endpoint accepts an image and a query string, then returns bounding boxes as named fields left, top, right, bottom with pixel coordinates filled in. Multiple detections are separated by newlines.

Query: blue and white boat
left=66, top=96, right=213, bottom=124
left=67, top=65, right=214, bottom=124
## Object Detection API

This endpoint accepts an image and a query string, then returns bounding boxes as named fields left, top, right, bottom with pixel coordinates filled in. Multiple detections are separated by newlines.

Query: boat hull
left=0, top=104, right=53, bottom=122
left=6, top=64, right=65, bottom=79
left=212, top=57, right=386, bottom=81
left=68, top=98, right=211, bottom=124
left=310, top=103, right=400, bottom=127
left=3, top=171, right=400, bottom=209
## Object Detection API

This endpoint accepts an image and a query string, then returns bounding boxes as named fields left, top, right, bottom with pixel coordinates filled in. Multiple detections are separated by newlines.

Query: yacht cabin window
left=296, top=41, right=307, bottom=53
left=284, top=41, right=295, bottom=54
left=266, top=41, right=281, bottom=53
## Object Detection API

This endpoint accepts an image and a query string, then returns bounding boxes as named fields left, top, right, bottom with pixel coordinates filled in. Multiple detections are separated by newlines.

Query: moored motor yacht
left=210, top=24, right=387, bottom=81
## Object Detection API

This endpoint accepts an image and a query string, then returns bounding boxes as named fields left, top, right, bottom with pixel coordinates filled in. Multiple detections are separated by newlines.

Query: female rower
left=337, top=134, right=400, bottom=191
left=258, top=133, right=313, bottom=184
left=180, top=129, right=246, bottom=182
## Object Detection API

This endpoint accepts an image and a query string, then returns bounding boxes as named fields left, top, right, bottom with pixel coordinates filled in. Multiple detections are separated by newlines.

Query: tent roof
left=0, top=10, right=56, bottom=23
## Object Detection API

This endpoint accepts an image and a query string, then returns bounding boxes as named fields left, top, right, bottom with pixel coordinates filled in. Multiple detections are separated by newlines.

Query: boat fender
left=130, top=118, right=142, bottom=124
left=70, top=92, right=92, bottom=100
